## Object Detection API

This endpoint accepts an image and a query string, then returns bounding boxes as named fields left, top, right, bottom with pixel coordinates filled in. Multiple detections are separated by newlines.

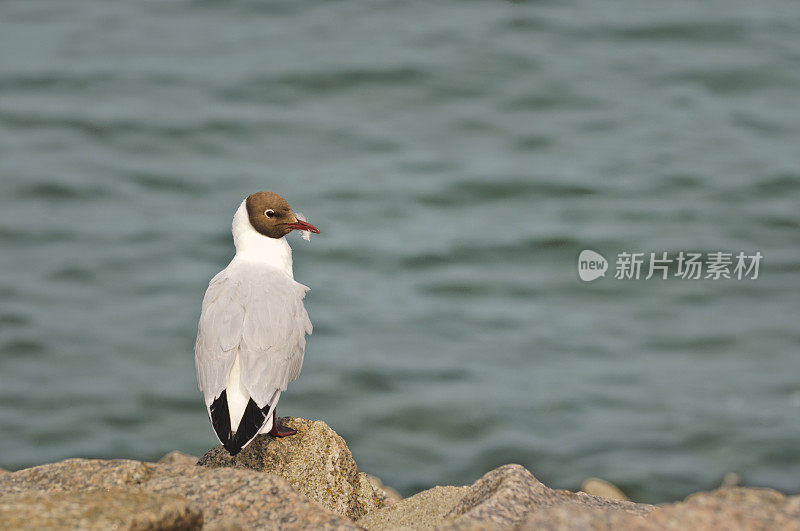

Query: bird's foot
left=269, top=417, right=297, bottom=438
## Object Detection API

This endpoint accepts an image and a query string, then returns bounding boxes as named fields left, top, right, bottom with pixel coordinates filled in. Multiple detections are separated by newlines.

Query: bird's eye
left=264, top=209, right=275, bottom=218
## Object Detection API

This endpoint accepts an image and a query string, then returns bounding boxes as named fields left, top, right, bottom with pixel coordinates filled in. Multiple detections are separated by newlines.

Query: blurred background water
left=1, top=0, right=799, bottom=503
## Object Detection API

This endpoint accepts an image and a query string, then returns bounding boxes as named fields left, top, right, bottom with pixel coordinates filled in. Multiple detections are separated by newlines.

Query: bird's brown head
left=245, top=191, right=320, bottom=239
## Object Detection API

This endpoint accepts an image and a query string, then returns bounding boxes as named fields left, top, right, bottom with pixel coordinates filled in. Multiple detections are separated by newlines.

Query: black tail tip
left=209, top=391, right=271, bottom=456
left=224, top=443, right=242, bottom=456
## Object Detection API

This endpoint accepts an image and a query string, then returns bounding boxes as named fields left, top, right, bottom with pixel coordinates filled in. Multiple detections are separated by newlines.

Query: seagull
left=194, top=191, right=320, bottom=455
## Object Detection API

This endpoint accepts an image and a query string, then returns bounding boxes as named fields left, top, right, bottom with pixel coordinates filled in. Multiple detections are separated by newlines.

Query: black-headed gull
left=194, top=191, right=320, bottom=455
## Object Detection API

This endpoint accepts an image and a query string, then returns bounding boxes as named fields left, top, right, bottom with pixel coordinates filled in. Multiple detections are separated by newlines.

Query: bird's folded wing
left=194, top=265, right=312, bottom=408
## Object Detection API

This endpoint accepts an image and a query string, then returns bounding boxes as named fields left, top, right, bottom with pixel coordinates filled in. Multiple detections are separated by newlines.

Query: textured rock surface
left=0, top=488, right=202, bottom=530
left=519, top=504, right=648, bottom=530
left=361, top=465, right=652, bottom=530
left=198, top=416, right=389, bottom=520
left=519, top=486, right=800, bottom=530
left=366, top=474, right=403, bottom=504
left=635, top=487, right=800, bottom=531
left=2, top=419, right=798, bottom=530
left=444, top=465, right=651, bottom=529
left=358, top=485, right=470, bottom=530
left=0, top=459, right=357, bottom=530
left=580, top=478, right=629, bottom=501
left=1, top=459, right=152, bottom=493
left=147, top=463, right=358, bottom=530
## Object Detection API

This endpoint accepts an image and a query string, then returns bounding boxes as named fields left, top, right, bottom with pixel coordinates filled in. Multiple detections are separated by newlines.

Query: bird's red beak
left=285, top=220, right=320, bottom=234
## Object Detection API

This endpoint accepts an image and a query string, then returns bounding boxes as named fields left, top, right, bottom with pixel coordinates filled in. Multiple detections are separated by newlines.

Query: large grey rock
left=0, top=458, right=357, bottom=530
left=643, top=487, right=800, bottom=531
left=0, top=488, right=201, bottom=530
left=198, top=416, right=390, bottom=520
left=1, top=458, right=152, bottom=494
left=148, top=463, right=358, bottom=530
left=519, top=485, right=800, bottom=530
left=359, top=464, right=651, bottom=530
left=444, top=464, right=651, bottom=529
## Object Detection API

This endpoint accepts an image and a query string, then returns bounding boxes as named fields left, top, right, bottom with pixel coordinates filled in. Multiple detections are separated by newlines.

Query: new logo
left=578, top=250, right=608, bottom=282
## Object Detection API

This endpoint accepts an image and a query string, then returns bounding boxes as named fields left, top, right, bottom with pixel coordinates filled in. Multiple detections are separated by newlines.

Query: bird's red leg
left=269, top=409, right=297, bottom=437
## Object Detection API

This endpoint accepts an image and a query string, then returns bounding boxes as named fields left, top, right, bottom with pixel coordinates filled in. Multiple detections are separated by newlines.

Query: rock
left=519, top=486, right=800, bottom=530
left=2, top=431, right=797, bottom=530
left=636, top=487, right=800, bottom=531
left=519, top=504, right=648, bottom=530
left=1, top=458, right=152, bottom=493
left=148, top=463, right=358, bottom=530
left=359, top=465, right=651, bottom=530
left=0, top=488, right=202, bottom=530
left=197, top=416, right=389, bottom=520
left=0, top=458, right=358, bottom=530
left=445, top=465, right=651, bottom=529
left=580, top=478, right=629, bottom=501
left=357, top=472, right=394, bottom=514
left=366, top=474, right=402, bottom=503
left=157, top=451, right=199, bottom=467
left=358, top=485, right=470, bottom=530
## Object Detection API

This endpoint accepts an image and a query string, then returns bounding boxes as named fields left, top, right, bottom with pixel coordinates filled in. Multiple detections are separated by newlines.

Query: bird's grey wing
left=194, top=270, right=245, bottom=406
left=238, top=267, right=313, bottom=408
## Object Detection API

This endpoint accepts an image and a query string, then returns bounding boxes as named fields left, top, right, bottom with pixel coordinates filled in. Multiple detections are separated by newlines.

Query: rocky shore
left=1, top=417, right=798, bottom=529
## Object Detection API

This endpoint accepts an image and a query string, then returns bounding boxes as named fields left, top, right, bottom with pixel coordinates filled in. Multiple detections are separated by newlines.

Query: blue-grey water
left=1, top=0, right=799, bottom=503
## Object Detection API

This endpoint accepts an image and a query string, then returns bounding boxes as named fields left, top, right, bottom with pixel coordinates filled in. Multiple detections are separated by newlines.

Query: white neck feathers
left=231, top=199, right=294, bottom=278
